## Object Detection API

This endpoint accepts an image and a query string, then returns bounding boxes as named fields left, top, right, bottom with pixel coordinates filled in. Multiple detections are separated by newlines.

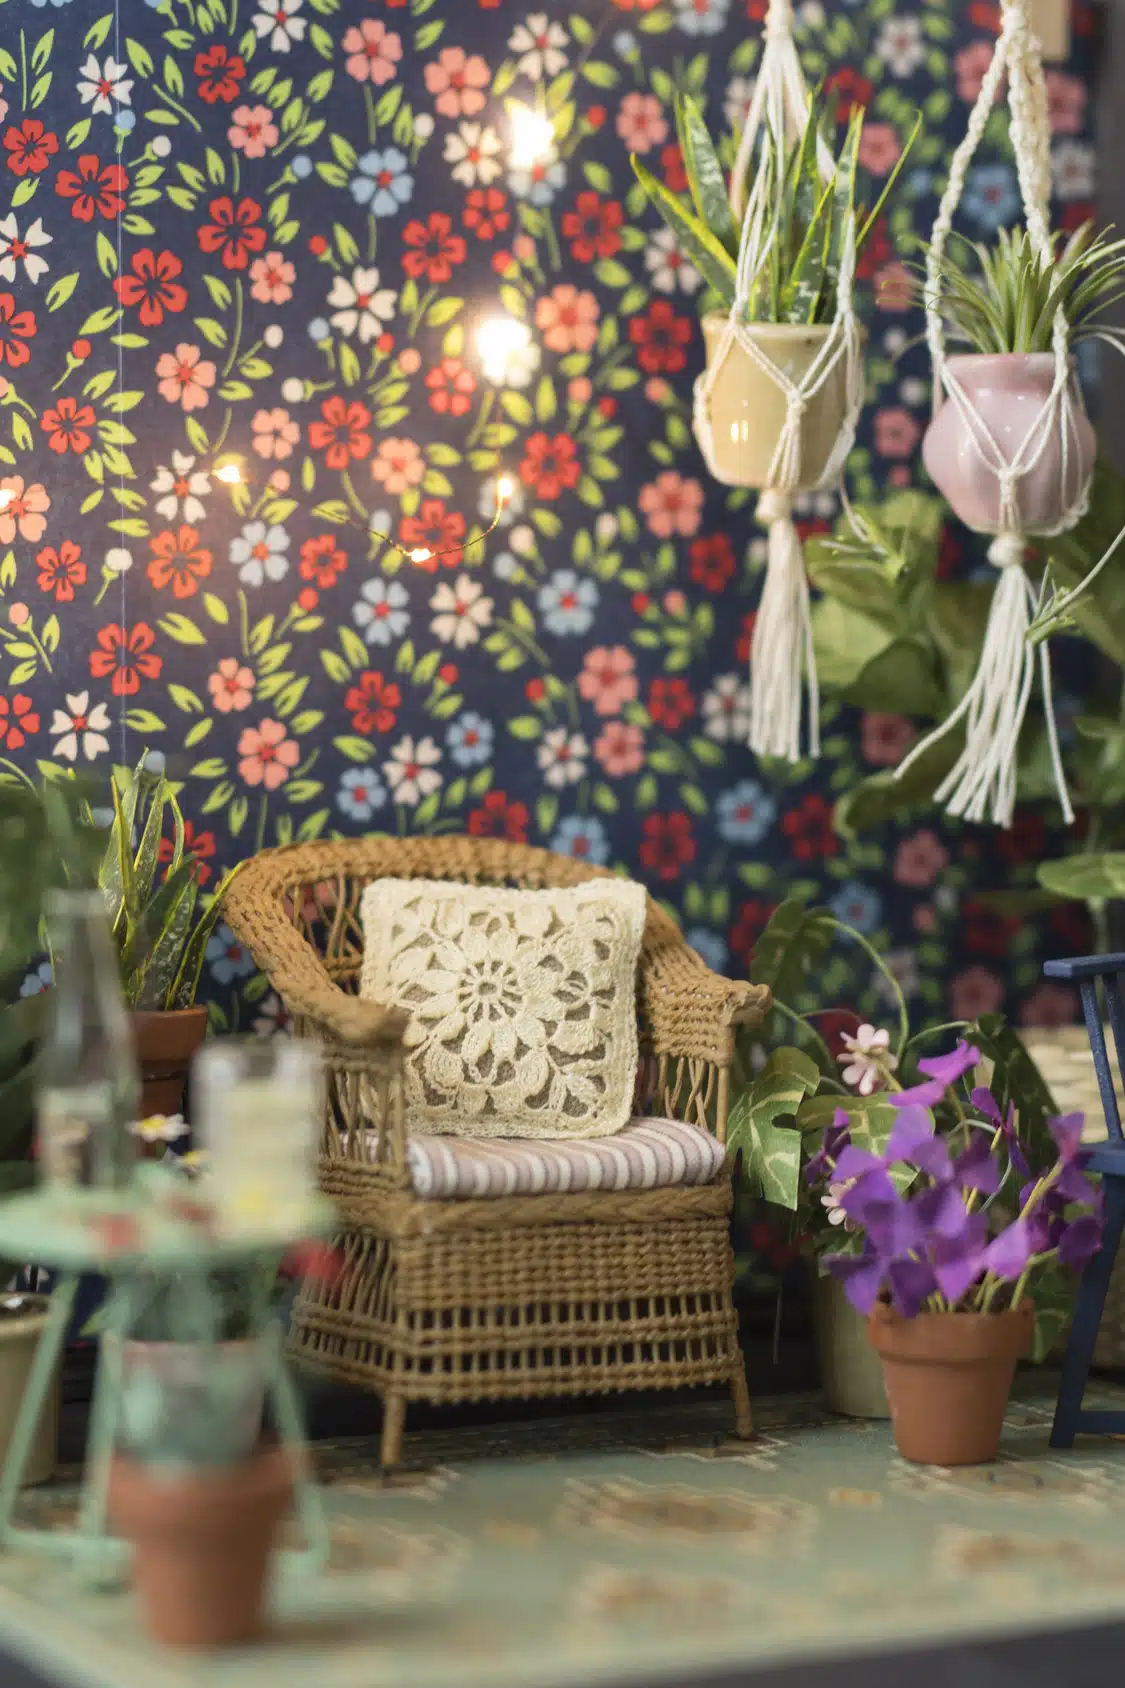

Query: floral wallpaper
left=0, top=0, right=1102, bottom=1035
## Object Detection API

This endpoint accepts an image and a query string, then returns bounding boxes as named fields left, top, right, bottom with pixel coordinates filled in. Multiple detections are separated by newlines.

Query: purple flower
left=931, top=1216, right=989, bottom=1302
left=914, top=1181, right=974, bottom=1242
left=885, top=1105, right=952, bottom=1179
left=893, top=1041, right=981, bottom=1108
left=954, top=1128, right=1002, bottom=1195
left=1049, top=1112, right=1085, bottom=1162
left=982, top=1217, right=1035, bottom=1281
left=1058, top=1215, right=1102, bottom=1270
left=970, top=1086, right=1030, bottom=1179
left=887, top=1256, right=938, bottom=1317
left=827, top=1242, right=885, bottom=1314
left=804, top=1109, right=851, bottom=1188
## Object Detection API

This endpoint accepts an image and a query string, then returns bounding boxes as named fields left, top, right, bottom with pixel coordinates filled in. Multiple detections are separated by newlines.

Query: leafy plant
left=928, top=222, right=1125, bottom=355
left=631, top=90, right=919, bottom=325
left=93, top=759, right=245, bottom=1013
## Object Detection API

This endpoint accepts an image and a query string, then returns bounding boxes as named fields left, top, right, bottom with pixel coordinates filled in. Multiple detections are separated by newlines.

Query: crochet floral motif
left=360, top=878, right=645, bottom=1138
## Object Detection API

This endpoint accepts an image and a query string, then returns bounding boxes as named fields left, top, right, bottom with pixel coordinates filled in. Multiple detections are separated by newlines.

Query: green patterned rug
left=5, top=1382, right=1125, bottom=1688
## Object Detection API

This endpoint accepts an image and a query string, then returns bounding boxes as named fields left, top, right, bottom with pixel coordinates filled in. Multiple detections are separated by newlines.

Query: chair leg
left=730, top=1360, right=754, bottom=1440
left=1051, top=1177, right=1125, bottom=1449
left=380, top=1393, right=406, bottom=1469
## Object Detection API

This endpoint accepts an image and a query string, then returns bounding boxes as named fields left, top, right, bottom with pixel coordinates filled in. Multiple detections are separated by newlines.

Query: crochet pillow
left=358, top=876, right=646, bottom=1139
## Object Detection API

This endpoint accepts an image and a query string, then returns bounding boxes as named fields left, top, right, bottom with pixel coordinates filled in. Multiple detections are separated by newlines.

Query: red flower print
left=0, top=293, right=36, bottom=368
left=781, top=794, right=838, bottom=861
left=55, top=154, right=129, bottom=221
left=639, top=812, right=695, bottom=882
left=345, top=670, right=401, bottom=735
left=158, top=821, right=216, bottom=887
left=425, top=356, right=476, bottom=417
left=401, top=212, right=467, bottom=283
left=0, top=695, right=39, bottom=750
left=825, top=67, right=873, bottom=119
left=399, top=500, right=466, bottom=570
left=560, top=192, right=624, bottom=262
left=194, top=44, right=246, bottom=104
left=298, top=534, right=347, bottom=589
left=40, top=397, right=96, bottom=455
left=856, top=218, right=892, bottom=281
left=147, top=526, right=212, bottom=600
left=467, top=789, right=530, bottom=843
left=89, top=623, right=163, bottom=696
left=689, top=533, right=735, bottom=592
left=628, top=300, right=693, bottom=374
left=196, top=197, right=267, bottom=271
left=729, top=898, right=776, bottom=968
left=3, top=120, right=58, bottom=177
left=36, top=542, right=86, bottom=603
left=996, top=808, right=1048, bottom=866
left=736, top=611, right=756, bottom=665
left=962, top=897, right=1020, bottom=960
left=463, top=187, right=510, bottom=240
left=660, top=143, right=688, bottom=193
left=648, top=677, right=696, bottom=731
left=113, top=249, right=189, bottom=327
left=308, top=396, right=373, bottom=469
left=520, top=432, right=581, bottom=501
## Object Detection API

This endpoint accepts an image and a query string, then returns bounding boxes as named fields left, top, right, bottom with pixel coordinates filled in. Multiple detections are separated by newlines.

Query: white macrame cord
left=692, top=0, right=864, bottom=763
left=896, top=0, right=1086, bottom=827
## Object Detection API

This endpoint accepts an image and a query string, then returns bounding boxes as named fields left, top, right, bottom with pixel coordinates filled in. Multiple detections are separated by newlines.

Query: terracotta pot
left=814, top=1272, right=889, bottom=1419
left=868, top=1301, right=1034, bottom=1465
left=130, top=1006, right=208, bottom=1118
left=922, top=353, right=1095, bottom=533
left=699, top=316, right=860, bottom=490
left=0, top=1296, right=59, bottom=1487
left=108, top=1446, right=293, bottom=1648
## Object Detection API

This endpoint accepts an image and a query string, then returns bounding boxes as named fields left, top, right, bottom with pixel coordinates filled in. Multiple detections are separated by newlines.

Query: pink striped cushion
left=404, top=1116, right=727, bottom=1201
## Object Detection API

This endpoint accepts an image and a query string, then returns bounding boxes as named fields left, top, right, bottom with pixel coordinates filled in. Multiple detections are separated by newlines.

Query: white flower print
left=443, top=123, right=504, bottom=188
left=837, top=1024, right=898, bottom=1096
left=151, top=451, right=211, bottom=525
left=77, top=55, right=134, bottom=114
left=430, top=576, right=494, bottom=650
left=702, top=674, right=751, bottom=743
left=384, top=736, right=442, bottom=807
left=644, top=227, right=701, bottom=295
left=1052, top=140, right=1095, bottom=200
left=252, top=0, right=306, bottom=52
left=724, top=75, right=755, bottom=132
left=537, top=727, right=587, bottom=789
left=327, top=267, right=397, bottom=342
left=876, top=17, right=924, bottom=78
left=50, top=692, right=111, bottom=763
left=508, top=14, right=569, bottom=81
left=0, top=217, right=51, bottom=286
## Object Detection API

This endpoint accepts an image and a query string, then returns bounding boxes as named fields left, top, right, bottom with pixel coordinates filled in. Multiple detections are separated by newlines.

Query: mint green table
left=0, top=1183, right=337, bottom=1586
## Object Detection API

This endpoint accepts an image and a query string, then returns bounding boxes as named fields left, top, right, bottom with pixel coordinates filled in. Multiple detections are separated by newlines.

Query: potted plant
left=922, top=223, right=1125, bottom=532
left=807, top=1037, right=1102, bottom=1464
left=631, top=91, right=918, bottom=487
left=92, top=759, right=245, bottom=1116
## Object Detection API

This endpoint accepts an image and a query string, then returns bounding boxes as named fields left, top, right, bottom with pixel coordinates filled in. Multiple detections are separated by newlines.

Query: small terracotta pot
left=108, top=1446, right=293, bottom=1648
left=699, top=316, right=860, bottom=490
left=922, top=353, right=1095, bottom=533
left=131, top=1006, right=208, bottom=1119
left=868, top=1301, right=1034, bottom=1466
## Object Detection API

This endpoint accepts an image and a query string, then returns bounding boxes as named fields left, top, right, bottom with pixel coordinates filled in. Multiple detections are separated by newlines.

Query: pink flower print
left=638, top=471, right=703, bottom=538
left=237, top=718, right=299, bottom=788
left=954, top=41, right=1003, bottom=104
left=857, top=123, right=902, bottom=176
left=615, top=92, right=667, bottom=154
left=534, top=285, right=600, bottom=354
left=578, top=646, right=638, bottom=716
left=228, top=105, right=279, bottom=158
left=343, top=20, right=403, bottom=86
left=0, top=476, right=49, bottom=544
left=155, top=344, right=216, bottom=412
left=424, top=47, right=490, bottom=119
left=893, top=829, right=949, bottom=889
left=209, top=657, right=255, bottom=713
left=371, top=437, right=425, bottom=496
left=251, top=407, right=300, bottom=459
left=1046, top=71, right=1087, bottom=135
left=594, top=720, right=645, bottom=778
left=873, top=406, right=921, bottom=458
left=249, top=250, right=295, bottom=305
left=951, top=966, right=1004, bottom=1022
left=860, top=712, right=916, bottom=766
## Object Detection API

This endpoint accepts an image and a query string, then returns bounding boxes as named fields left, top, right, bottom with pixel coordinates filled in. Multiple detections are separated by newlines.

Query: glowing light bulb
left=478, top=316, right=532, bottom=384
left=215, top=462, right=243, bottom=485
left=410, top=546, right=433, bottom=564
left=509, top=104, right=555, bottom=170
left=496, top=475, right=515, bottom=504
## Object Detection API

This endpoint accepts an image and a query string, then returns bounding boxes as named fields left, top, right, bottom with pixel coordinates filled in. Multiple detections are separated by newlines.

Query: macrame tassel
left=895, top=537, right=1072, bottom=829
left=748, top=488, right=819, bottom=762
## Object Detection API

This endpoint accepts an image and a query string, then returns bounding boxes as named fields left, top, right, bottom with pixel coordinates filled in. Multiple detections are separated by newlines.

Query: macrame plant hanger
left=894, top=0, right=1088, bottom=829
left=693, top=0, right=864, bottom=763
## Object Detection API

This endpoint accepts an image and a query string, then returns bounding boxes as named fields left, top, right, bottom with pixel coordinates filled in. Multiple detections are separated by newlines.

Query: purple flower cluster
left=806, top=1041, right=1103, bottom=1319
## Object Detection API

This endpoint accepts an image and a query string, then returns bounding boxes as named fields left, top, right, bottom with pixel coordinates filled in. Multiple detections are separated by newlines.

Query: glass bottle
left=37, top=890, right=139, bottom=1191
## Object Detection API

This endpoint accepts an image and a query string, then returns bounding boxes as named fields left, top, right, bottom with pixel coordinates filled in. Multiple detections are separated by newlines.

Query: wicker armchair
left=223, top=836, right=770, bottom=1464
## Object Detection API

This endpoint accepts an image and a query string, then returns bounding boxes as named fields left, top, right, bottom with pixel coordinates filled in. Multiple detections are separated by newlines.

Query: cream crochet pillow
left=358, top=876, right=646, bottom=1139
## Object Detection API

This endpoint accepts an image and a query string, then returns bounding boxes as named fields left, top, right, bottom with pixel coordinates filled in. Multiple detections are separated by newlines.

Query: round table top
left=0, top=1182, right=336, bottom=1272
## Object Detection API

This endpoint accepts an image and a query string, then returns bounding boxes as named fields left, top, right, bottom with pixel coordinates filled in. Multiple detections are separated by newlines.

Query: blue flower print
left=351, top=149, right=414, bottom=216
left=446, top=712, right=494, bottom=768
left=230, top=522, right=289, bottom=587
left=961, top=164, right=1019, bottom=231
left=673, top=0, right=730, bottom=37
left=353, top=579, right=410, bottom=647
left=19, top=960, right=53, bottom=997
left=337, top=767, right=387, bottom=822
left=508, top=158, right=567, bottom=207
left=829, top=881, right=884, bottom=936
left=205, top=924, right=256, bottom=985
left=716, top=780, right=777, bottom=846
left=685, top=927, right=728, bottom=972
left=538, top=569, right=598, bottom=636
left=551, top=815, right=611, bottom=865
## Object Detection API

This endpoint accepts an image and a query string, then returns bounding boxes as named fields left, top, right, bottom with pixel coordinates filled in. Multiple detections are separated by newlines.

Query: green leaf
left=675, top=94, right=736, bottom=255
left=1038, top=852, right=1125, bottom=901
left=630, top=156, right=737, bottom=305
left=728, top=1047, right=821, bottom=1209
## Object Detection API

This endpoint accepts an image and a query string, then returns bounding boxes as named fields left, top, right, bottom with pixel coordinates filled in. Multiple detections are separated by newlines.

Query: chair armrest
left=643, top=950, right=770, bottom=1065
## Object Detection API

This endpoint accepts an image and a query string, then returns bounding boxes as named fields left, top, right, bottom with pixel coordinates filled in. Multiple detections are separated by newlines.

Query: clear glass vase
left=37, top=890, right=139, bottom=1190
left=193, top=1037, right=321, bottom=1229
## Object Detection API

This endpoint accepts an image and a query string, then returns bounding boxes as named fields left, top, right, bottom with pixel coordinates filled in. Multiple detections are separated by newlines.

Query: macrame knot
left=758, top=487, right=793, bottom=525
left=988, top=533, right=1027, bottom=570
left=764, top=0, right=794, bottom=40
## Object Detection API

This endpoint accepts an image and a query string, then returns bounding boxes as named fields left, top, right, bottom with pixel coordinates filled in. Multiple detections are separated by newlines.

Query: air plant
left=631, top=89, right=920, bottom=326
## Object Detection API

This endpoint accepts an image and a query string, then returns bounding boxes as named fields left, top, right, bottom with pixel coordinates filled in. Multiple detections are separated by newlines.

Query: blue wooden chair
left=1046, top=952, right=1125, bottom=1448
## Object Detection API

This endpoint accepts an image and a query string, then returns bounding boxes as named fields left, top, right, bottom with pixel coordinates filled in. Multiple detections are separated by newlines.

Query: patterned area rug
left=4, top=1382, right=1125, bottom=1688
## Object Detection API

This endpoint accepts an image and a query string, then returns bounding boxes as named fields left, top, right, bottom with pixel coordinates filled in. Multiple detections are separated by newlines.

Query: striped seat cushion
left=403, top=1116, right=727, bottom=1201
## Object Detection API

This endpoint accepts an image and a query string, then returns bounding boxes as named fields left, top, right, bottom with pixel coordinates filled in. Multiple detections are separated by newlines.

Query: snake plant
left=631, top=89, right=920, bottom=326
